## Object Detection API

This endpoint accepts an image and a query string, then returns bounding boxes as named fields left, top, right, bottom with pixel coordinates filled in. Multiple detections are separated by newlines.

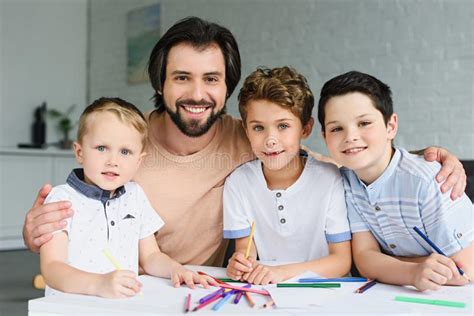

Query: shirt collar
left=357, top=148, right=401, bottom=195
left=66, top=168, right=126, bottom=204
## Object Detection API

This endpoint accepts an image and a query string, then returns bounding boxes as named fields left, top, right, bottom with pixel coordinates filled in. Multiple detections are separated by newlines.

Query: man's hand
left=226, top=252, right=254, bottom=281
left=424, top=147, right=467, bottom=200
left=23, top=184, right=73, bottom=252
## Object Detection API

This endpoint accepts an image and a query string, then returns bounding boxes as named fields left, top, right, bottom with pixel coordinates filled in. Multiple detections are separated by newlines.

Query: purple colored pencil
left=199, top=288, right=225, bottom=304
left=233, top=284, right=251, bottom=304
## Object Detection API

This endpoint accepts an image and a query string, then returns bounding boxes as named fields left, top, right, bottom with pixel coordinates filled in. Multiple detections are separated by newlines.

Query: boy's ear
left=72, top=141, right=84, bottom=165
left=387, top=113, right=398, bottom=140
left=138, top=152, right=147, bottom=164
left=301, top=117, right=314, bottom=139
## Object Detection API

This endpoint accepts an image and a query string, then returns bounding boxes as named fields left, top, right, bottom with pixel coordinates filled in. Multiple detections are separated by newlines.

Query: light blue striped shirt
left=341, top=147, right=473, bottom=257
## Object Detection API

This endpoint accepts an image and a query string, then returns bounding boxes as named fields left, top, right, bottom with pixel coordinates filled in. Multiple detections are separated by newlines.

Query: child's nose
left=265, top=136, right=278, bottom=148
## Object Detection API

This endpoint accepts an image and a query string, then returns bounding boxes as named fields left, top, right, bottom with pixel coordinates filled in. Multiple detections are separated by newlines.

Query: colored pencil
left=232, top=283, right=251, bottom=303
left=355, top=280, right=376, bottom=293
left=244, top=292, right=255, bottom=308
left=197, top=271, right=228, bottom=285
left=198, top=288, right=225, bottom=304
left=184, top=293, right=191, bottom=313
left=218, top=283, right=270, bottom=295
left=102, top=248, right=143, bottom=296
left=395, top=296, right=466, bottom=308
left=192, top=292, right=224, bottom=312
left=245, top=221, right=256, bottom=259
left=262, top=300, right=275, bottom=309
left=413, top=226, right=470, bottom=280
left=218, top=278, right=246, bottom=283
left=277, top=283, right=341, bottom=288
left=298, top=277, right=368, bottom=283
left=212, top=290, right=236, bottom=311
left=233, top=291, right=244, bottom=304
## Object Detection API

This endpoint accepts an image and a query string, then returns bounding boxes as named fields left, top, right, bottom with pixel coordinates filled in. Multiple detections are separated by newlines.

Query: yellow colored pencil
left=244, top=221, right=256, bottom=259
left=103, top=248, right=143, bottom=296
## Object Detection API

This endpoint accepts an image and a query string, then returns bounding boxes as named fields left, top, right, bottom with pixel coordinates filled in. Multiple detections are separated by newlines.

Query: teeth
left=344, top=147, right=365, bottom=154
left=184, top=106, right=206, bottom=113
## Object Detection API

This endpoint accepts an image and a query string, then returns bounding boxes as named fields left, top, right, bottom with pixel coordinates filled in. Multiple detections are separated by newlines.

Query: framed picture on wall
left=127, top=4, right=161, bottom=85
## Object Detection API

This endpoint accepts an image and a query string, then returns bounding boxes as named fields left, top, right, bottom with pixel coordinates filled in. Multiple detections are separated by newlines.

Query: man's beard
left=165, top=99, right=226, bottom=137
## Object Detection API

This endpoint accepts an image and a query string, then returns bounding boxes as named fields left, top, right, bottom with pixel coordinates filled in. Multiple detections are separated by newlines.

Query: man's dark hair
left=317, top=71, right=393, bottom=132
left=148, top=16, right=241, bottom=112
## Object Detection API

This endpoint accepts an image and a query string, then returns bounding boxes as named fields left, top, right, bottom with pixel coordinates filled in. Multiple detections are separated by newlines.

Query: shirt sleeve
left=325, top=175, right=352, bottom=243
left=44, top=186, right=73, bottom=234
left=135, top=184, right=164, bottom=239
left=419, top=176, right=474, bottom=256
left=223, top=172, right=252, bottom=239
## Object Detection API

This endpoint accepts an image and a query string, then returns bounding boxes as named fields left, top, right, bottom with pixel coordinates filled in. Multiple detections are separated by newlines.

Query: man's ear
left=72, top=141, right=84, bottom=165
left=387, top=113, right=398, bottom=140
left=301, top=117, right=314, bottom=139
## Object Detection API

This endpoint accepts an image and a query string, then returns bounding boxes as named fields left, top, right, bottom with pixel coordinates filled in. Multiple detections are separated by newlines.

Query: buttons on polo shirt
left=280, top=218, right=286, bottom=224
left=389, top=243, right=396, bottom=249
left=457, top=232, right=463, bottom=238
left=110, top=220, right=115, bottom=226
left=278, top=205, right=284, bottom=211
left=107, top=201, right=110, bottom=206
left=375, top=205, right=381, bottom=212
left=276, top=192, right=282, bottom=198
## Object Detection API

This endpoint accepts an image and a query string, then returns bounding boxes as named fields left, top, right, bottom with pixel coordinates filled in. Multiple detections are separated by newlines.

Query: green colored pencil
left=277, top=283, right=341, bottom=288
left=395, top=296, right=466, bottom=308
left=217, top=278, right=246, bottom=283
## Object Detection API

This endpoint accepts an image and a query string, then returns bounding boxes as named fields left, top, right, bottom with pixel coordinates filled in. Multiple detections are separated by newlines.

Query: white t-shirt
left=223, top=156, right=351, bottom=262
left=44, top=169, right=164, bottom=296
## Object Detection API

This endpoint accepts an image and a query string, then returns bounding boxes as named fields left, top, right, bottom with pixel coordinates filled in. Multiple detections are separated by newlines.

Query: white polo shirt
left=223, top=156, right=351, bottom=262
left=44, top=169, right=164, bottom=295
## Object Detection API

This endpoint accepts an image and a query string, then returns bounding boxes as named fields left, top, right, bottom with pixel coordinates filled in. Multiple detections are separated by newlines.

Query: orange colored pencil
left=244, top=292, right=255, bottom=308
left=245, top=221, right=256, bottom=259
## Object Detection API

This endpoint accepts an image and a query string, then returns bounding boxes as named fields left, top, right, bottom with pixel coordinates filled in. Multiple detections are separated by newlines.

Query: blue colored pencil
left=413, top=226, right=469, bottom=280
left=212, top=290, right=236, bottom=311
left=298, top=277, right=368, bottom=283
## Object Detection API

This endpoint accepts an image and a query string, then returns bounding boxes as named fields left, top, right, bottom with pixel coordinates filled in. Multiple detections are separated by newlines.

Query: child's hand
left=97, top=270, right=142, bottom=298
left=171, top=266, right=216, bottom=289
left=226, top=252, right=254, bottom=281
left=411, top=253, right=462, bottom=291
left=242, top=264, right=285, bottom=285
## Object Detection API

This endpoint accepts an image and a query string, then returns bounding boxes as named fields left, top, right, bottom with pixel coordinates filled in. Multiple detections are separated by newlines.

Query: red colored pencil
left=217, top=283, right=270, bottom=296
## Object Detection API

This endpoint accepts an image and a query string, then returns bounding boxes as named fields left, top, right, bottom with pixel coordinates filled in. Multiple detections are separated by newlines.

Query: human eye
left=205, top=76, right=219, bottom=83
left=359, top=121, right=372, bottom=127
left=278, top=123, right=289, bottom=130
left=120, top=148, right=131, bottom=156
left=329, top=126, right=342, bottom=133
left=174, top=75, right=188, bottom=81
left=252, top=125, right=264, bottom=132
left=96, top=145, right=106, bottom=152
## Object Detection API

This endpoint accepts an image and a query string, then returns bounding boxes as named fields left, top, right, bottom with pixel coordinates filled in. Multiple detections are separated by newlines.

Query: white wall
left=0, top=0, right=87, bottom=147
left=89, top=0, right=474, bottom=158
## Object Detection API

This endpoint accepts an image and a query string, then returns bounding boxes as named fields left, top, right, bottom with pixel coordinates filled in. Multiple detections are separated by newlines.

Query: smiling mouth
left=342, top=147, right=367, bottom=154
left=181, top=105, right=211, bottom=114
left=102, top=171, right=119, bottom=177
left=263, top=150, right=284, bottom=156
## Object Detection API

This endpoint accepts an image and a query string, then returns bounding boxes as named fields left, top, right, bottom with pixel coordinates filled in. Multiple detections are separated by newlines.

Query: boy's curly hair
left=238, top=67, right=314, bottom=126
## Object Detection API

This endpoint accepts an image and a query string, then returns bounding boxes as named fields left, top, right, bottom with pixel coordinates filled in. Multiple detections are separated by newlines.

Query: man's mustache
left=176, top=99, right=215, bottom=108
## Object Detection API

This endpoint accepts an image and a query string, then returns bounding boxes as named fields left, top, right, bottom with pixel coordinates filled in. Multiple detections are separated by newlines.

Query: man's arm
left=23, top=184, right=73, bottom=252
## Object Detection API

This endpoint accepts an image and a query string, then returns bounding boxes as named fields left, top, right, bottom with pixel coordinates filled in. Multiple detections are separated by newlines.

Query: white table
left=28, top=265, right=473, bottom=315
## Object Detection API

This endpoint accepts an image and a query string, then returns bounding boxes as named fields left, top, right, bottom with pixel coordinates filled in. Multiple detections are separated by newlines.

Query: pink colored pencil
left=192, top=292, right=224, bottom=312
left=217, top=283, right=270, bottom=296
left=184, top=293, right=191, bottom=313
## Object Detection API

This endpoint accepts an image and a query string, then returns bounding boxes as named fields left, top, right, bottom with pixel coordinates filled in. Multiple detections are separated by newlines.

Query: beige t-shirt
left=134, top=111, right=254, bottom=266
